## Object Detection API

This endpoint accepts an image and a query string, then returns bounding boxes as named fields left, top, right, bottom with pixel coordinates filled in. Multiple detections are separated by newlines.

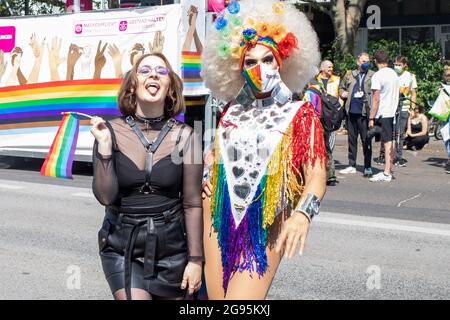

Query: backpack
left=307, top=86, right=344, bottom=132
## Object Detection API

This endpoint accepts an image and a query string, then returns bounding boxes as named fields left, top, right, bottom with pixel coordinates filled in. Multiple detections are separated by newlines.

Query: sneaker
left=446, top=162, right=450, bottom=174
left=369, top=172, right=392, bottom=182
left=339, top=166, right=356, bottom=174
left=326, top=179, right=338, bottom=186
left=394, top=158, right=408, bottom=167
left=375, top=156, right=385, bottom=165
left=363, top=168, right=373, bottom=177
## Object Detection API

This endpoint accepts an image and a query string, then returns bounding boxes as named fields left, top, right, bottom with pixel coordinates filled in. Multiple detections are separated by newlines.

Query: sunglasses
left=137, top=65, right=170, bottom=77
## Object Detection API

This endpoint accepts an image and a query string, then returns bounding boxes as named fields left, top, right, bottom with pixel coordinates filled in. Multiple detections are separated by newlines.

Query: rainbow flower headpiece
left=214, top=1, right=299, bottom=71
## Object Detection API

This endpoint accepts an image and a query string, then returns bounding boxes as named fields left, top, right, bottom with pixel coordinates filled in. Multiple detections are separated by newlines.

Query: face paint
left=242, top=63, right=281, bottom=93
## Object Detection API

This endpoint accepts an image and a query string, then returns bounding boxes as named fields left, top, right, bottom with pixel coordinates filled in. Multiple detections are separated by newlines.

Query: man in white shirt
left=369, top=50, right=400, bottom=182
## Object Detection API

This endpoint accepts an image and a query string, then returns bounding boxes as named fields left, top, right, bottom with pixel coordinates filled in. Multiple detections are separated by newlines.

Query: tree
left=0, top=0, right=65, bottom=17
left=299, top=0, right=368, bottom=55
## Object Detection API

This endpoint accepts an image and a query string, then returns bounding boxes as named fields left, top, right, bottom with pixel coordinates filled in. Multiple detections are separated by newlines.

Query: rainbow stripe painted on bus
left=40, top=112, right=80, bottom=179
left=0, top=79, right=122, bottom=132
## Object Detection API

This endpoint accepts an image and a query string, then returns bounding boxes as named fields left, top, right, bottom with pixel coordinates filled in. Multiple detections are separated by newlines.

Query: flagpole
left=61, top=112, right=93, bottom=119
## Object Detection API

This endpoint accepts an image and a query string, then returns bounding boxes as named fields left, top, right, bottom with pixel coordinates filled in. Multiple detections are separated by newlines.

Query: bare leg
left=204, top=197, right=283, bottom=300
left=203, top=197, right=225, bottom=299
left=113, top=288, right=152, bottom=300
left=384, top=141, right=393, bottom=175
left=224, top=246, right=282, bottom=300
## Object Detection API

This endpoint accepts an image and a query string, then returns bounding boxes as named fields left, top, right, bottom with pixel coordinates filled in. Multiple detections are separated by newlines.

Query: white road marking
left=317, top=211, right=450, bottom=237
left=1, top=179, right=450, bottom=237
left=397, top=193, right=422, bottom=207
left=71, top=192, right=93, bottom=198
left=0, top=183, right=23, bottom=190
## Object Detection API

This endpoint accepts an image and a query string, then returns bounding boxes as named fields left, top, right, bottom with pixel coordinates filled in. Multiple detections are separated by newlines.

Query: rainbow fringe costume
left=209, top=100, right=326, bottom=293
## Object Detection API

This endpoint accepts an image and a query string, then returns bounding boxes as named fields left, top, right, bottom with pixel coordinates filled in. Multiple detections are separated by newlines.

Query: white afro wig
left=201, top=0, right=321, bottom=102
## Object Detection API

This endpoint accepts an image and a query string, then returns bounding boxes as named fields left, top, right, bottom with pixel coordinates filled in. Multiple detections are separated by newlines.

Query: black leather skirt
left=98, top=202, right=188, bottom=299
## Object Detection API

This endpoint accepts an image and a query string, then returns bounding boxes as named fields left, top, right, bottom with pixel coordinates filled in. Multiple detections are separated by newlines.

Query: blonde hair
left=201, top=0, right=321, bottom=101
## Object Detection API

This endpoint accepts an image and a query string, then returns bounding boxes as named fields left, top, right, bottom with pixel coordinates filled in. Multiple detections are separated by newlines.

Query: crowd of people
left=304, top=50, right=450, bottom=185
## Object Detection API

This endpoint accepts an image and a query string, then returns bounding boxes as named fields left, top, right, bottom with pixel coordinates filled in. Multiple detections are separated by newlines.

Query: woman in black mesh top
left=90, top=53, right=203, bottom=300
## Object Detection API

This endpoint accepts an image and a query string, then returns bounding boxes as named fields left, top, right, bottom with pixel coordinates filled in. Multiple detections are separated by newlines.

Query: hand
left=5, top=49, right=22, bottom=86
left=66, top=44, right=82, bottom=80
left=67, top=44, right=82, bottom=68
left=369, top=119, right=374, bottom=128
left=149, top=31, right=165, bottom=54
left=90, top=116, right=112, bottom=155
left=180, top=261, right=202, bottom=295
left=80, top=45, right=93, bottom=76
left=188, top=6, right=198, bottom=26
left=0, top=50, right=7, bottom=80
left=11, top=46, right=23, bottom=66
left=94, top=40, right=108, bottom=79
left=129, top=43, right=145, bottom=66
left=29, top=33, right=45, bottom=58
left=202, top=180, right=212, bottom=199
left=48, top=37, right=66, bottom=81
left=341, top=91, right=349, bottom=99
left=107, top=43, right=124, bottom=78
left=275, top=212, right=310, bottom=258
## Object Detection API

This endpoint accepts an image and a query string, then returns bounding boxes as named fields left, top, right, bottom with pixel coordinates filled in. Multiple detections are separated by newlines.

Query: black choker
left=134, top=114, right=165, bottom=124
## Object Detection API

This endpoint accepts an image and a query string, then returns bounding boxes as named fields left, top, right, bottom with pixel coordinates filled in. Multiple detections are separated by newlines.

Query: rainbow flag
left=40, top=112, right=80, bottom=179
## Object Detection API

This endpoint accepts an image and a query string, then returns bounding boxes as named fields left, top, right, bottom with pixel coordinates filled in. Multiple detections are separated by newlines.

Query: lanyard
left=358, top=73, right=365, bottom=91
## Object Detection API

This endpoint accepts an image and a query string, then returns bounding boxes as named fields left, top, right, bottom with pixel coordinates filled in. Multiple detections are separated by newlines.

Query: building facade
left=356, top=0, right=450, bottom=59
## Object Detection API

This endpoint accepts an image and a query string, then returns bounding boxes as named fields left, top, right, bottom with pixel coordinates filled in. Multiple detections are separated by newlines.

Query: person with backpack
left=338, top=52, right=375, bottom=177
left=304, top=60, right=344, bottom=186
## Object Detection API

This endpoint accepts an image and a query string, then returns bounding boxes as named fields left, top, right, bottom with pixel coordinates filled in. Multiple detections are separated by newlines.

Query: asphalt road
left=0, top=135, right=449, bottom=299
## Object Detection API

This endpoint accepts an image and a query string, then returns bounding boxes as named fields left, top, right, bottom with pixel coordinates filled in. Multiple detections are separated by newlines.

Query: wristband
left=293, top=193, right=321, bottom=222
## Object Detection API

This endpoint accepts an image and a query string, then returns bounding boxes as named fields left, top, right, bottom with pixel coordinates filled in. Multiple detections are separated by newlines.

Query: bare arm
left=411, top=89, right=417, bottom=109
left=275, top=112, right=327, bottom=259
left=369, top=89, right=380, bottom=128
left=406, top=116, right=412, bottom=136
left=27, top=34, right=45, bottom=84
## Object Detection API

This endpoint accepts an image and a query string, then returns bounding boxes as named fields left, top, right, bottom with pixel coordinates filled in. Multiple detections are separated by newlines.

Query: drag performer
left=201, top=0, right=327, bottom=299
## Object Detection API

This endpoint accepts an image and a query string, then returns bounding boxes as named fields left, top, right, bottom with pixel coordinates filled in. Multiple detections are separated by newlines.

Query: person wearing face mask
left=90, top=53, right=203, bottom=300
left=200, top=0, right=327, bottom=299
left=338, top=52, right=375, bottom=177
left=392, top=55, right=418, bottom=167
left=305, top=60, right=341, bottom=186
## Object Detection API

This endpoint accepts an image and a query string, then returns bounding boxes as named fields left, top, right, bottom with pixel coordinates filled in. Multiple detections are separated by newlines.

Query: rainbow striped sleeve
left=40, top=112, right=80, bottom=179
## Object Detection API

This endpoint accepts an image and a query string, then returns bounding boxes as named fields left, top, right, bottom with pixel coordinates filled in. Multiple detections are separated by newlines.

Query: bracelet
left=293, top=193, right=321, bottom=222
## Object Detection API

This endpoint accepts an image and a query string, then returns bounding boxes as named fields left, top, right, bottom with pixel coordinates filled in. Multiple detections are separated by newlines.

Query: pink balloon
left=208, top=0, right=225, bottom=12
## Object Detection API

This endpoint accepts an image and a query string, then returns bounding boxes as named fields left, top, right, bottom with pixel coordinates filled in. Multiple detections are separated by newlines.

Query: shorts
left=379, top=117, right=394, bottom=143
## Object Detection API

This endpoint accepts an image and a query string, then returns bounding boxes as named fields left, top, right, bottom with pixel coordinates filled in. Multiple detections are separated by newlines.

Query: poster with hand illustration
left=180, top=0, right=208, bottom=96
left=0, top=5, right=181, bottom=159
